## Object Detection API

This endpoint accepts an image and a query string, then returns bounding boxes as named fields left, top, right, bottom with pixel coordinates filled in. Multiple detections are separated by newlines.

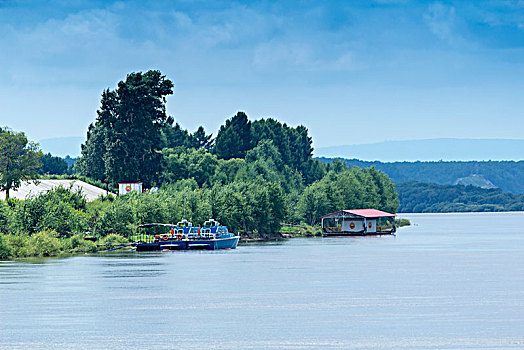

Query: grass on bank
left=279, top=223, right=320, bottom=237
left=395, top=218, right=411, bottom=227
left=0, top=231, right=130, bottom=259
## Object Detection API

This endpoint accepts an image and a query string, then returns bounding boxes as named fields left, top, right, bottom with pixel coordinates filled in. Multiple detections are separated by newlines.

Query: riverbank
left=0, top=219, right=410, bottom=260
left=0, top=218, right=412, bottom=259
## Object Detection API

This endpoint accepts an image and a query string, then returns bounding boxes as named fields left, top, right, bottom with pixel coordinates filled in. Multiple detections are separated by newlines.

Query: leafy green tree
left=39, top=153, right=68, bottom=175
left=328, top=158, right=346, bottom=173
left=212, top=180, right=285, bottom=235
left=251, top=118, right=292, bottom=165
left=162, top=147, right=219, bottom=186
left=289, top=125, right=314, bottom=174
left=0, top=128, right=42, bottom=199
left=245, top=139, right=284, bottom=169
left=94, top=200, right=135, bottom=236
left=301, top=159, right=327, bottom=185
left=212, top=158, right=246, bottom=185
left=297, top=182, right=330, bottom=225
left=213, top=112, right=253, bottom=159
left=368, top=167, right=399, bottom=213
left=266, top=182, right=286, bottom=233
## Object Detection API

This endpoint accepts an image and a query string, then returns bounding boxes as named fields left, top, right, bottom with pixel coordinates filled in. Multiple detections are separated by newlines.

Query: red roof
left=320, top=209, right=395, bottom=219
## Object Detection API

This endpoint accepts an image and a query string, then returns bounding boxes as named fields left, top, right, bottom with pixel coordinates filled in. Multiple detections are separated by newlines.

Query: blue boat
left=135, top=219, right=239, bottom=251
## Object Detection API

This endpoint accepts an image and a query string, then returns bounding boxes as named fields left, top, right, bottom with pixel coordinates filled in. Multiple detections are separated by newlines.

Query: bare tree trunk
left=5, top=187, right=9, bottom=200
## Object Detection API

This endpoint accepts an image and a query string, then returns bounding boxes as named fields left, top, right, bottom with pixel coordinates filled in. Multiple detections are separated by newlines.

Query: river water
left=1, top=212, right=523, bottom=349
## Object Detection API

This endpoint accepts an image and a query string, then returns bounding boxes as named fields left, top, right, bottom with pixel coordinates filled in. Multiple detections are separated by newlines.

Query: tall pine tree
left=213, top=112, right=253, bottom=159
left=78, top=70, right=174, bottom=187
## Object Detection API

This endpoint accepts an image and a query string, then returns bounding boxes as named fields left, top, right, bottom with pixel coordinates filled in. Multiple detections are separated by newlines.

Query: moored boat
left=321, top=209, right=396, bottom=236
left=135, top=219, right=239, bottom=251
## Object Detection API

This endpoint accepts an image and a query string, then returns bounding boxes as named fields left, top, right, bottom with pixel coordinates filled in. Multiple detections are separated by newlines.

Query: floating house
left=321, top=209, right=396, bottom=236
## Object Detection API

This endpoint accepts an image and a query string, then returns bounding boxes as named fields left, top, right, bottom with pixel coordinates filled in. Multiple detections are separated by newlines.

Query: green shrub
left=65, top=234, right=98, bottom=253
left=4, top=234, right=31, bottom=258
left=0, top=201, right=12, bottom=234
left=395, top=218, right=411, bottom=227
left=100, top=233, right=129, bottom=247
left=0, top=234, right=12, bottom=259
left=95, top=201, right=135, bottom=237
left=25, top=230, right=63, bottom=257
left=11, top=187, right=88, bottom=237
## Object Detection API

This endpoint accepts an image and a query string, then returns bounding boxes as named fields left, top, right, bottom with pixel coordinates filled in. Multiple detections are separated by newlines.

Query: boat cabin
left=321, top=209, right=396, bottom=236
left=176, top=219, right=192, bottom=228
left=201, top=218, right=230, bottom=236
left=203, top=219, right=219, bottom=228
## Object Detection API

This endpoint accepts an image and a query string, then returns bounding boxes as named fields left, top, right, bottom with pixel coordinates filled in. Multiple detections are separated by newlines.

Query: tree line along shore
left=0, top=70, right=400, bottom=259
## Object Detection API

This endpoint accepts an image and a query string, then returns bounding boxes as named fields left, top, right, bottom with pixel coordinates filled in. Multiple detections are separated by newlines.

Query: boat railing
left=135, top=229, right=225, bottom=242
left=135, top=233, right=157, bottom=243
left=323, top=227, right=341, bottom=233
left=377, top=225, right=395, bottom=233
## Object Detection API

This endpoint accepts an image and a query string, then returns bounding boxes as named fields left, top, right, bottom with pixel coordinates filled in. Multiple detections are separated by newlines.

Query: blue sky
left=0, top=0, right=523, bottom=148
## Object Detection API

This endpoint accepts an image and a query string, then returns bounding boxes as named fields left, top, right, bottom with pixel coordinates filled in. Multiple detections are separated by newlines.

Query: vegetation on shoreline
left=395, top=218, right=411, bottom=227
left=396, top=181, right=524, bottom=213
left=0, top=70, right=400, bottom=259
left=0, top=128, right=42, bottom=199
left=318, top=158, right=524, bottom=194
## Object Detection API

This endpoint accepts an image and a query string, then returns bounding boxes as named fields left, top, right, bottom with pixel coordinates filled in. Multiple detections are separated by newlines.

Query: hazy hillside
left=396, top=181, right=524, bottom=213
left=318, top=158, right=524, bottom=194
left=315, top=138, right=524, bottom=162
left=454, top=175, right=496, bottom=189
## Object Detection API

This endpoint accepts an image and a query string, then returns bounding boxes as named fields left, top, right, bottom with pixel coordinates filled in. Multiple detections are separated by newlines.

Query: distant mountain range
left=315, top=138, right=524, bottom=161
left=38, top=137, right=83, bottom=157
left=38, top=136, right=524, bottom=162
left=317, top=158, right=524, bottom=194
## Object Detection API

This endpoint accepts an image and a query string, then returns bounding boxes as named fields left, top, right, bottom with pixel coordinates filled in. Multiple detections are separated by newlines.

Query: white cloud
left=423, top=2, right=479, bottom=50
left=253, top=41, right=313, bottom=68
left=424, top=2, right=457, bottom=43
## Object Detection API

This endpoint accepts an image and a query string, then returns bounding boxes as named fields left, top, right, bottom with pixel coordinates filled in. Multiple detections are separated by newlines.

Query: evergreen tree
left=104, top=71, right=173, bottom=187
left=78, top=70, right=173, bottom=187
left=251, top=118, right=317, bottom=182
left=76, top=122, right=107, bottom=181
left=190, top=126, right=214, bottom=151
left=39, top=153, right=68, bottom=175
left=161, top=122, right=192, bottom=149
left=213, top=112, right=253, bottom=159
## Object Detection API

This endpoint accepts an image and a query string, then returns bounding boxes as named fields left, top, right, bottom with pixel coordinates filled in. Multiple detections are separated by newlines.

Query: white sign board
left=118, top=183, right=143, bottom=195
